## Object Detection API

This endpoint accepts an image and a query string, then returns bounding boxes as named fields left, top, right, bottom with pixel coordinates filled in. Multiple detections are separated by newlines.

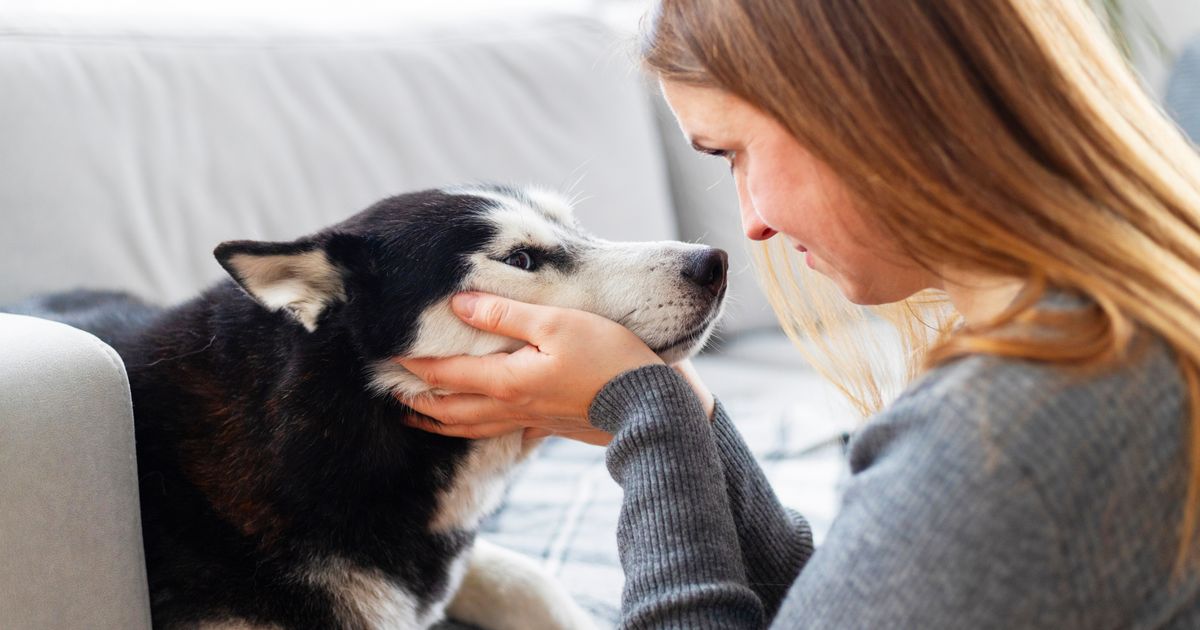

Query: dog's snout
left=682, top=248, right=728, bottom=296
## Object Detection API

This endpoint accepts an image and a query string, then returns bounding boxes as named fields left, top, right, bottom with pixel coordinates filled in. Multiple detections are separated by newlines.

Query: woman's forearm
left=589, top=364, right=780, bottom=628
left=710, top=401, right=814, bottom=615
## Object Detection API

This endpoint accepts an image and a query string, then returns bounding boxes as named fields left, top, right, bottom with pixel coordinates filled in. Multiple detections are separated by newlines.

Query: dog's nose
left=682, top=248, right=728, bottom=296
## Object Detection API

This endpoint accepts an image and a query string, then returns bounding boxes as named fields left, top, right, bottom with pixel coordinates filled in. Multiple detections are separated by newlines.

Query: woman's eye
left=702, top=148, right=736, bottom=171
left=504, top=250, right=536, bottom=271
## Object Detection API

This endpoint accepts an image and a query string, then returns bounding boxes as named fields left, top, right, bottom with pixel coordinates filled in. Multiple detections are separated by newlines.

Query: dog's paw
left=446, top=540, right=597, bottom=630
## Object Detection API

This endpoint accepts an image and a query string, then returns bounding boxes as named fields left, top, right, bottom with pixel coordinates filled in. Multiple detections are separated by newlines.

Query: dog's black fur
left=8, top=190, right=514, bottom=628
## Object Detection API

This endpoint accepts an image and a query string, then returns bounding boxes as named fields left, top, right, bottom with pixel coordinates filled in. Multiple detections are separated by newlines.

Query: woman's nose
left=734, top=173, right=777, bottom=240
left=740, top=208, right=778, bottom=241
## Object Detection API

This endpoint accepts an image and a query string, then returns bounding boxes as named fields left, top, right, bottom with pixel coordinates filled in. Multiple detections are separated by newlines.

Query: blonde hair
left=643, top=0, right=1200, bottom=576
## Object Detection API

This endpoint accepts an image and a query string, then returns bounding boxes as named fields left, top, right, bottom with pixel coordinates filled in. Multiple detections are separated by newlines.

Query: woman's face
left=660, top=80, right=934, bottom=305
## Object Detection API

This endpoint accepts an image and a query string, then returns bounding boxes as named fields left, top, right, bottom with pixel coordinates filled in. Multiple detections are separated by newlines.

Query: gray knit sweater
left=587, top=304, right=1200, bottom=628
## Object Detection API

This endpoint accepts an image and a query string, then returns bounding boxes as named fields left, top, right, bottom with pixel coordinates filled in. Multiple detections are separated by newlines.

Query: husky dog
left=10, top=185, right=727, bottom=629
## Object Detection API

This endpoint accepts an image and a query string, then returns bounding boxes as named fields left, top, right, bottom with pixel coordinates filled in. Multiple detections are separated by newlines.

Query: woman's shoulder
left=841, top=302, right=1197, bottom=622
left=857, top=323, right=1186, bottom=480
left=848, top=285, right=1186, bottom=491
left=812, top=311, right=1198, bottom=627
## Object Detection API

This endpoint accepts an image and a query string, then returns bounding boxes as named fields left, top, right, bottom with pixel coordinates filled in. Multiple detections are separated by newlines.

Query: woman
left=400, top=0, right=1200, bottom=627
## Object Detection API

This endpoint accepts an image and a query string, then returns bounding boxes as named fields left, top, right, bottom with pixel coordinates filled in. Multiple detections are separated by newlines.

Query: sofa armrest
left=0, top=314, right=150, bottom=630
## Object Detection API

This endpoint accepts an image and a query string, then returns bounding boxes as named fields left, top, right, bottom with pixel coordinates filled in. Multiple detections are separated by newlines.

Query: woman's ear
left=213, top=237, right=348, bottom=332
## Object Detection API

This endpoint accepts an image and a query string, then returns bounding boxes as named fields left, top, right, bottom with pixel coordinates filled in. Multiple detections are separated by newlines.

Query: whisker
left=142, top=335, right=217, bottom=367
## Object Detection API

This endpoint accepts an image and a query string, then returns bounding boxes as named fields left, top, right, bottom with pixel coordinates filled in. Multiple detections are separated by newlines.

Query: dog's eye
left=504, top=250, right=537, bottom=271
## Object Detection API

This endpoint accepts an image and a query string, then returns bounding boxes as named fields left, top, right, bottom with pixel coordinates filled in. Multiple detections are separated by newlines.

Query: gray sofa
left=1168, top=36, right=1200, bottom=142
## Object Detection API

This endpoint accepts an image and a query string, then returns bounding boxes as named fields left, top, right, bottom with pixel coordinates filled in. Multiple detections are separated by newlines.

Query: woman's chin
left=839, top=280, right=925, bottom=307
left=821, top=271, right=888, bottom=306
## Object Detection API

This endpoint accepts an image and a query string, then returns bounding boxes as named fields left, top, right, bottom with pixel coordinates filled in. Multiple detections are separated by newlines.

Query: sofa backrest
left=1167, top=35, right=1200, bottom=143
left=0, top=11, right=679, bottom=304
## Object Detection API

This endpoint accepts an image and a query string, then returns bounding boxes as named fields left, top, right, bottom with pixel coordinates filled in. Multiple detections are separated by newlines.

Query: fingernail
left=452, top=293, right=479, bottom=318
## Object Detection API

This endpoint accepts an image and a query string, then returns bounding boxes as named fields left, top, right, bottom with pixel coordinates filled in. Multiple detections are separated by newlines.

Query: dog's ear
left=214, top=238, right=348, bottom=332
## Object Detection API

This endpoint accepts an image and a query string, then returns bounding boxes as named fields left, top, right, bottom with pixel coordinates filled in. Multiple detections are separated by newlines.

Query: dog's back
left=4, top=289, right=162, bottom=352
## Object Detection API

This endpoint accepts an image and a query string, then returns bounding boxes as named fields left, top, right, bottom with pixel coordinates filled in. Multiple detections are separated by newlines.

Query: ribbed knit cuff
left=588, top=364, right=702, bottom=434
left=585, top=364, right=766, bottom=627
left=710, top=400, right=814, bottom=616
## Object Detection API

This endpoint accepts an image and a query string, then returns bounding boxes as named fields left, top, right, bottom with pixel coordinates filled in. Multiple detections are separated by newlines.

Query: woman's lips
left=787, top=243, right=816, bottom=267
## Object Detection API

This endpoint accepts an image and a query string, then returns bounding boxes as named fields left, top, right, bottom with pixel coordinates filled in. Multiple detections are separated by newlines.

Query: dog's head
left=214, top=185, right=727, bottom=398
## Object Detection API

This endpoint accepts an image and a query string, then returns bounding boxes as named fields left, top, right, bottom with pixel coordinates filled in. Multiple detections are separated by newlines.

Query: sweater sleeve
left=589, top=364, right=1069, bottom=630
left=588, top=364, right=813, bottom=628
left=588, top=364, right=763, bottom=627
left=709, top=401, right=813, bottom=616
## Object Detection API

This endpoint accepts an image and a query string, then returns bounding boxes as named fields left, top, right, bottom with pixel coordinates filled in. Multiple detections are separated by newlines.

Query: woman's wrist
left=588, top=363, right=714, bottom=434
left=671, top=360, right=716, bottom=420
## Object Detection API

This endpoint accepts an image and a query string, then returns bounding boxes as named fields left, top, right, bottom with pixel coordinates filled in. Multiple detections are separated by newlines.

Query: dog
left=7, top=184, right=728, bottom=629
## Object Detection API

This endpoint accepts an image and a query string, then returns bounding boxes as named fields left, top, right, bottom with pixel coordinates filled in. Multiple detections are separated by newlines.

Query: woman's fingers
left=391, top=292, right=664, bottom=440
left=403, top=391, right=515, bottom=425
left=403, top=393, right=612, bottom=445
left=450, top=292, right=570, bottom=350
left=403, top=414, right=524, bottom=440
left=397, top=352, right=516, bottom=397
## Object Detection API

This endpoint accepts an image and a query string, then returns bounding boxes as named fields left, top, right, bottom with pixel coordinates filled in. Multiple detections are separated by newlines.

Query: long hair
left=642, top=0, right=1200, bottom=576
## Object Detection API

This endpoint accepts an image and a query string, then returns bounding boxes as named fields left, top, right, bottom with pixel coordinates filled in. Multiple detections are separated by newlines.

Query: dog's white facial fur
left=370, top=185, right=724, bottom=400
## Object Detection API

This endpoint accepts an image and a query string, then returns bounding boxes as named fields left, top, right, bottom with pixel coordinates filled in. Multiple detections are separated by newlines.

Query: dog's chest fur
left=430, top=433, right=531, bottom=533
left=309, top=434, right=529, bottom=629
left=305, top=552, right=469, bottom=630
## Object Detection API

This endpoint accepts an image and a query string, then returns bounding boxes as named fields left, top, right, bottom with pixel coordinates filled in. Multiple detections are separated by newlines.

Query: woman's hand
left=396, top=292, right=664, bottom=445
